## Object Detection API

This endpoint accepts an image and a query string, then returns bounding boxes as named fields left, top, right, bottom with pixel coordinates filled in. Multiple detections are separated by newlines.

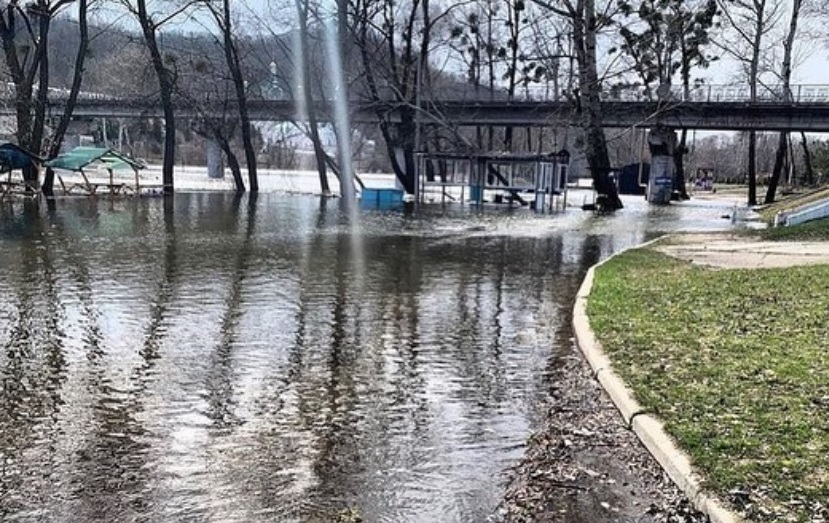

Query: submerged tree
left=531, top=0, right=623, bottom=210
left=294, top=0, right=332, bottom=195
left=202, top=0, right=259, bottom=192
left=351, top=0, right=428, bottom=194
left=0, top=0, right=75, bottom=188
left=617, top=0, right=719, bottom=199
left=43, top=0, right=95, bottom=196
left=123, top=0, right=199, bottom=195
left=177, top=37, right=248, bottom=192
left=323, top=0, right=357, bottom=205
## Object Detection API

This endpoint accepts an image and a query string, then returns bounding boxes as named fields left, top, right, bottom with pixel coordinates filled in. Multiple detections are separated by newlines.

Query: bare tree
left=716, top=0, right=784, bottom=205
left=247, top=1, right=365, bottom=197
left=201, top=0, right=259, bottom=192
left=122, top=0, right=199, bottom=195
left=295, top=0, right=332, bottom=195
left=502, top=0, right=530, bottom=150
left=176, top=35, right=248, bottom=191
left=323, top=0, right=356, bottom=204
left=352, top=0, right=464, bottom=194
left=43, top=0, right=96, bottom=196
left=447, top=1, right=502, bottom=149
left=616, top=0, right=718, bottom=199
left=764, top=0, right=807, bottom=203
left=532, top=0, right=623, bottom=210
left=0, top=0, right=75, bottom=188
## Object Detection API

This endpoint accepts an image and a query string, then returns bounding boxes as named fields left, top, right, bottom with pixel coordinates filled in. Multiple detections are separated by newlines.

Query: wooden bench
left=58, top=177, right=131, bottom=196
left=0, top=180, right=39, bottom=198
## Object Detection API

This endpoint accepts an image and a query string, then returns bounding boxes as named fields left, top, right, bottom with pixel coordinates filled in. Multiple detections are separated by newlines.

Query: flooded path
left=0, top=192, right=741, bottom=522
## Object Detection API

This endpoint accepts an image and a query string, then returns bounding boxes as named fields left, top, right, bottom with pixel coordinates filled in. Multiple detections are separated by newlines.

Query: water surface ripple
left=0, top=192, right=738, bottom=522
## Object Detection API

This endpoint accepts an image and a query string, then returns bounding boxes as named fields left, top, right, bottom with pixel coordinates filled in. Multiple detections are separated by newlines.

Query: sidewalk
left=654, top=232, right=829, bottom=268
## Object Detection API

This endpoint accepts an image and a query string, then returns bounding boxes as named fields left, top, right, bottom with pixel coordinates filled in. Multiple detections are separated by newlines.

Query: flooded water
left=0, top=191, right=742, bottom=523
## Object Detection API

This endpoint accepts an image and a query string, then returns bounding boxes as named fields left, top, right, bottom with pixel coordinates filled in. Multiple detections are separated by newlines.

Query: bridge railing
left=517, top=84, right=829, bottom=104
left=0, top=81, right=127, bottom=103
left=4, top=82, right=829, bottom=109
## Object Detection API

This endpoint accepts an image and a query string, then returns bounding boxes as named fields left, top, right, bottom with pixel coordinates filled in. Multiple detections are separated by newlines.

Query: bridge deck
left=7, top=83, right=829, bottom=131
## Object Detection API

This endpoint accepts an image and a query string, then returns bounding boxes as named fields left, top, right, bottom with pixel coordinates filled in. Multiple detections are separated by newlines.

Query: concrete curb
left=573, top=238, right=744, bottom=523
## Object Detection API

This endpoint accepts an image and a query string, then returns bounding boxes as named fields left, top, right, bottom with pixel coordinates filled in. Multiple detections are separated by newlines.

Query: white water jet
left=291, top=29, right=309, bottom=126
left=323, top=8, right=356, bottom=207
left=324, top=19, right=363, bottom=284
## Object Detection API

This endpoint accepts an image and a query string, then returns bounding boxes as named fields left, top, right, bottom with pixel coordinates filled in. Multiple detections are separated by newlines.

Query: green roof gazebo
left=46, top=147, right=146, bottom=195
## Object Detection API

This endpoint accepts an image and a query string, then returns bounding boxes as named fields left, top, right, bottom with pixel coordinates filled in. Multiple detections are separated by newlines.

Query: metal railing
left=518, top=83, right=829, bottom=103
left=0, top=82, right=120, bottom=102
left=4, top=81, right=829, bottom=107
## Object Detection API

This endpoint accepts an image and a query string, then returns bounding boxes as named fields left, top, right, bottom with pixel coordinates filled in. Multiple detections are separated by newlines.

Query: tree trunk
left=800, top=132, right=814, bottom=185
left=220, top=0, right=258, bottom=192
left=44, top=0, right=89, bottom=197
left=325, top=0, right=356, bottom=205
left=765, top=132, right=787, bottom=204
left=504, top=0, right=522, bottom=151
left=137, top=0, right=176, bottom=195
left=745, top=0, right=765, bottom=207
left=392, top=111, right=417, bottom=194
left=30, top=7, right=50, bottom=156
left=767, top=0, right=801, bottom=203
left=23, top=6, right=51, bottom=192
left=487, top=2, right=495, bottom=150
left=0, top=1, right=53, bottom=191
left=0, top=5, right=34, bottom=159
left=353, top=11, right=416, bottom=194
left=216, top=133, right=246, bottom=192
left=747, top=131, right=757, bottom=205
left=160, top=84, right=176, bottom=195
left=295, top=0, right=330, bottom=196
left=577, top=0, right=620, bottom=209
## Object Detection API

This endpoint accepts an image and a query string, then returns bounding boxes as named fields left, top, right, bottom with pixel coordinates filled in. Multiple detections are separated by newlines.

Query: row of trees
left=0, top=0, right=264, bottom=195
left=1, top=0, right=827, bottom=204
left=682, top=131, right=823, bottom=186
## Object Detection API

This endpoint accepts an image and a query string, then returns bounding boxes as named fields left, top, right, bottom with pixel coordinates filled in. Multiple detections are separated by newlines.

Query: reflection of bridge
left=4, top=84, right=829, bottom=132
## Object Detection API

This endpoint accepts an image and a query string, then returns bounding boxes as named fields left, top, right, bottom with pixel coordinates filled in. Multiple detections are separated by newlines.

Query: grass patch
left=755, top=216, right=829, bottom=242
left=587, top=249, right=829, bottom=522
left=757, top=187, right=829, bottom=223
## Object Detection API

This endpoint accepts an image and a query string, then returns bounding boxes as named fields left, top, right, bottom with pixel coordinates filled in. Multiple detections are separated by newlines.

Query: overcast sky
left=90, top=1, right=829, bottom=87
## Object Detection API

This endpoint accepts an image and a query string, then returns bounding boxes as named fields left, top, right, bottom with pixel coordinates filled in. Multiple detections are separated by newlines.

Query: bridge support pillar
left=646, top=127, right=676, bottom=204
left=206, top=138, right=224, bottom=179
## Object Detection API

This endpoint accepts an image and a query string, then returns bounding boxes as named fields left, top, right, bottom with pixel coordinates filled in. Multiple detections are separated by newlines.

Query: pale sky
left=90, top=1, right=829, bottom=88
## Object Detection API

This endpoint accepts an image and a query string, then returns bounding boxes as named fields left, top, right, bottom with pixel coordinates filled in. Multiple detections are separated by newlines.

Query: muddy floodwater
left=0, top=191, right=741, bottom=522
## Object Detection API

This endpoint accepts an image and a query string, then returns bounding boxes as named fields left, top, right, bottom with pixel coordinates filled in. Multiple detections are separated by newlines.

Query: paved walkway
left=655, top=233, right=829, bottom=268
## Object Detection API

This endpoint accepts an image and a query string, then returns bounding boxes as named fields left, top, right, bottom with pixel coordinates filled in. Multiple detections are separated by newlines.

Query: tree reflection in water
left=0, top=193, right=698, bottom=523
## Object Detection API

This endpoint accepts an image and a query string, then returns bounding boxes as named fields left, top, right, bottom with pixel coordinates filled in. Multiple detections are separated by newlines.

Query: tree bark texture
left=137, top=0, right=176, bottom=195
left=44, top=0, right=89, bottom=196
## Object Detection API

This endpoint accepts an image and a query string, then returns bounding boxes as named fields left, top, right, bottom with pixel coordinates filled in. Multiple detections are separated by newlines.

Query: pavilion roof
left=0, top=142, right=44, bottom=173
left=45, top=147, right=144, bottom=172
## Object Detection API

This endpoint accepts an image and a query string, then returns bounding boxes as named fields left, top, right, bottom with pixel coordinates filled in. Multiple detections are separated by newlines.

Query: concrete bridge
left=5, top=84, right=829, bottom=132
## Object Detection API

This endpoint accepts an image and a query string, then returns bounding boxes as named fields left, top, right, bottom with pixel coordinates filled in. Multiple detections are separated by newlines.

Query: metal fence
left=518, top=84, right=829, bottom=104
left=4, top=80, right=829, bottom=108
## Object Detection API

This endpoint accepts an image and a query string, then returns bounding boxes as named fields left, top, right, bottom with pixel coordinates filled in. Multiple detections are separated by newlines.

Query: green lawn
left=757, top=187, right=829, bottom=223
left=587, top=249, right=829, bottom=522
left=757, top=216, right=829, bottom=242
